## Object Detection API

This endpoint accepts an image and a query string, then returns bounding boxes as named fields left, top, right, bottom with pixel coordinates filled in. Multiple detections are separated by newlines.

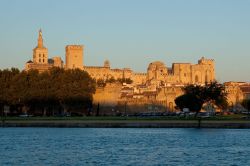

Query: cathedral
left=25, top=29, right=63, bottom=72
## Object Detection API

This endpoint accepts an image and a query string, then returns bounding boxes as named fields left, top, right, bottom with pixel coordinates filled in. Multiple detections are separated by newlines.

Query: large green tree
left=54, top=68, right=95, bottom=115
left=175, top=82, right=228, bottom=117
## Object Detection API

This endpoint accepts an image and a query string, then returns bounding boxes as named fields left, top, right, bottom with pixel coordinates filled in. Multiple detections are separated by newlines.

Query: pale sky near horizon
left=0, top=0, right=250, bottom=82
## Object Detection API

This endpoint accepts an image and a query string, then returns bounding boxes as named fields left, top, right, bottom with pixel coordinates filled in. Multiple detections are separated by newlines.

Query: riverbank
left=2, top=118, right=250, bottom=128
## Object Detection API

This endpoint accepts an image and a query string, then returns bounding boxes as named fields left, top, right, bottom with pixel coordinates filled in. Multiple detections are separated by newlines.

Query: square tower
left=65, top=45, right=84, bottom=69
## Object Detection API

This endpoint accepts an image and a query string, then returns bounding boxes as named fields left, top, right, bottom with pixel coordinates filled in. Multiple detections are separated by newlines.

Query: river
left=0, top=128, right=250, bottom=165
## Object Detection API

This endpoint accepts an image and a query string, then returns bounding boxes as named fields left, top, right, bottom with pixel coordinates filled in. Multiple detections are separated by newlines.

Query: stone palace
left=25, top=30, right=229, bottom=114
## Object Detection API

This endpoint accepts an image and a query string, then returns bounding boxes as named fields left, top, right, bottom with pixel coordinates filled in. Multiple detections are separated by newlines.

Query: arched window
left=195, top=75, right=199, bottom=82
left=39, top=59, right=41, bottom=63
left=39, top=54, right=41, bottom=57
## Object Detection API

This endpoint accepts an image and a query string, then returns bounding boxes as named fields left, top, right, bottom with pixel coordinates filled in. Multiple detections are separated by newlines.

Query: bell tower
left=33, top=29, right=48, bottom=64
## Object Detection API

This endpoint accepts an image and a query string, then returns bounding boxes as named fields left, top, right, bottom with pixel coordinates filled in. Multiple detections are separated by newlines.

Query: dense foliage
left=0, top=67, right=95, bottom=116
left=175, top=82, right=228, bottom=116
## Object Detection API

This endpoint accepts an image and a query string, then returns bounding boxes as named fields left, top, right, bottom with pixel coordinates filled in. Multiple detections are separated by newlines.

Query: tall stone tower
left=33, top=29, right=48, bottom=64
left=65, top=45, right=83, bottom=69
left=197, top=57, right=215, bottom=83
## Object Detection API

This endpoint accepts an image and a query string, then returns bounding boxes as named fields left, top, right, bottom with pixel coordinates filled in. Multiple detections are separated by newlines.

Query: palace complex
left=25, top=30, right=249, bottom=113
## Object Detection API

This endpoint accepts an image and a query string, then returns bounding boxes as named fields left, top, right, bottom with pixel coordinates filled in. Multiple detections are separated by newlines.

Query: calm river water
left=0, top=128, right=250, bottom=165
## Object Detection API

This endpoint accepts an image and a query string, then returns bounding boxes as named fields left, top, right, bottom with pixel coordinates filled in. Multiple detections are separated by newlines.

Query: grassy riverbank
left=1, top=115, right=250, bottom=128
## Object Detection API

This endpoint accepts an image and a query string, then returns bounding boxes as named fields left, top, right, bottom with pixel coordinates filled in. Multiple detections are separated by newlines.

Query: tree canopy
left=175, top=82, right=228, bottom=116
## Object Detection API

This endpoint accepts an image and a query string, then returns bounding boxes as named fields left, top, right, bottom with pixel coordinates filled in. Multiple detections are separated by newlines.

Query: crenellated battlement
left=134, top=73, right=147, bottom=76
left=84, top=66, right=108, bottom=69
left=198, top=57, right=214, bottom=65
left=66, top=45, right=83, bottom=50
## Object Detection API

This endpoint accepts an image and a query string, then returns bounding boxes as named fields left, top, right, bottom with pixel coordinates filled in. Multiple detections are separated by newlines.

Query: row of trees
left=0, top=68, right=95, bottom=116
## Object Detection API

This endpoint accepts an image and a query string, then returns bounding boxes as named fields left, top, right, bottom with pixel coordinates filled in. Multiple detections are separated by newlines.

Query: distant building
left=224, top=82, right=250, bottom=108
left=240, top=83, right=250, bottom=100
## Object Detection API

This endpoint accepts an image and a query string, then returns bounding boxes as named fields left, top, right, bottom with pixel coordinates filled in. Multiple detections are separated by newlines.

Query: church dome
left=104, top=60, right=110, bottom=68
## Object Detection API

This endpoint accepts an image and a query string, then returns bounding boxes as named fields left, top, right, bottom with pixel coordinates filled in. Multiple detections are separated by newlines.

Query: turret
left=198, top=57, right=214, bottom=66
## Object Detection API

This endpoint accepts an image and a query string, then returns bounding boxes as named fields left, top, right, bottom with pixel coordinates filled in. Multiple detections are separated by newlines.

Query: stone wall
left=93, top=83, right=122, bottom=106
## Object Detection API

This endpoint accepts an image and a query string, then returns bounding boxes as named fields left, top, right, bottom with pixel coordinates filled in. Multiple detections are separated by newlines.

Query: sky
left=0, top=0, right=250, bottom=82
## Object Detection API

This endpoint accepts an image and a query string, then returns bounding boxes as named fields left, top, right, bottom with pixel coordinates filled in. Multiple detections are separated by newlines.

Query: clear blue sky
left=0, top=0, right=250, bottom=82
